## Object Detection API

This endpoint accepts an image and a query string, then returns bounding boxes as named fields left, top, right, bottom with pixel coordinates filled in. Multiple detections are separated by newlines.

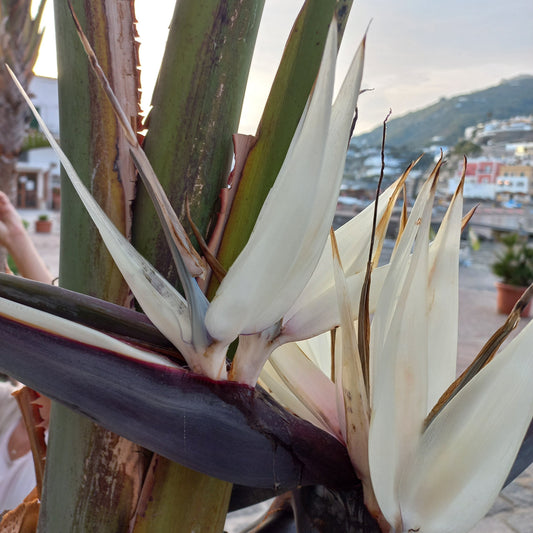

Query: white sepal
left=369, top=174, right=437, bottom=528
left=259, top=361, right=332, bottom=436
left=0, top=296, right=179, bottom=369
left=8, top=67, right=225, bottom=379
left=399, top=321, right=533, bottom=533
left=267, top=342, right=343, bottom=441
left=331, top=231, right=371, bottom=480
left=425, top=183, right=463, bottom=408
left=206, top=24, right=365, bottom=346
left=205, top=23, right=337, bottom=343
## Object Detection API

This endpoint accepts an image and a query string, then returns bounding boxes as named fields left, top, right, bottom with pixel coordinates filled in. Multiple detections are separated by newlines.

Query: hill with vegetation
left=355, top=75, right=533, bottom=149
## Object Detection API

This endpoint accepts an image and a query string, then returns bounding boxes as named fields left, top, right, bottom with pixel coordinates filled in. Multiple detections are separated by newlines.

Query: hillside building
left=448, top=160, right=533, bottom=202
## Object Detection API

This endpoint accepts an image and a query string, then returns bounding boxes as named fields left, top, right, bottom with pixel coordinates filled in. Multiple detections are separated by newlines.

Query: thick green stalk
left=213, top=0, right=353, bottom=282
left=133, top=0, right=265, bottom=285
left=39, top=1, right=143, bottom=531
left=130, top=1, right=264, bottom=530
left=132, top=459, right=232, bottom=533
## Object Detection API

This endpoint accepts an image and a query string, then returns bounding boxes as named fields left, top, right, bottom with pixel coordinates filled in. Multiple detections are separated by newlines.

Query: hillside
left=355, top=75, right=533, bottom=149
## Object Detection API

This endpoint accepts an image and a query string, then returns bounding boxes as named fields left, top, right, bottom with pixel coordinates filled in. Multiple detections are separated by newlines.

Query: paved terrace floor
left=21, top=209, right=533, bottom=532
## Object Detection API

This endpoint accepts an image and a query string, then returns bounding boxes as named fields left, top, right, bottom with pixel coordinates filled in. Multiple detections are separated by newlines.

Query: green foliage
left=37, top=213, right=49, bottom=221
left=7, top=254, right=18, bottom=275
left=21, top=129, right=50, bottom=152
left=492, top=233, right=533, bottom=287
left=453, top=139, right=482, bottom=157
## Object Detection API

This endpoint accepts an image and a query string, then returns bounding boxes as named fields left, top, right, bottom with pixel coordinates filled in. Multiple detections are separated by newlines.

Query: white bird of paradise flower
left=5, top=15, right=533, bottom=533
left=262, top=163, right=533, bottom=532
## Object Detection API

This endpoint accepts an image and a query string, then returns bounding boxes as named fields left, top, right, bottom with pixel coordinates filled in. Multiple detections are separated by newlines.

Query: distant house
left=16, top=76, right=60, bottom=210
left=447, top=159, right=502, bottom=200
left=495, top=165, right=533, bottom=202
left=465, top=160, right=502, bottom=185
left=448, top=159, right=533, bottom=201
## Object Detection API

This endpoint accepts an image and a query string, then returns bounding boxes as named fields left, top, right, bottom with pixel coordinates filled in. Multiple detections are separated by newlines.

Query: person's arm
left=0, top=192, right=54, bottom=284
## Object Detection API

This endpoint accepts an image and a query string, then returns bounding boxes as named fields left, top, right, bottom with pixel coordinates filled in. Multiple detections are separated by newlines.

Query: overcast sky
left=34, top=0, right=533, bottom=134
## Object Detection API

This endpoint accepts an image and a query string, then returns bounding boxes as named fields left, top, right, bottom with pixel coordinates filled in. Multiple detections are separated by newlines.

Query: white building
left=16, top=76, right=60, bottom=210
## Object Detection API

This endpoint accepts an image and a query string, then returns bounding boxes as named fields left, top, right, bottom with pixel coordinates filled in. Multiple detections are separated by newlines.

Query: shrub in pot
left=491, top=233, right=533, bottom=316
left=35, top=214, right=52, bottom=233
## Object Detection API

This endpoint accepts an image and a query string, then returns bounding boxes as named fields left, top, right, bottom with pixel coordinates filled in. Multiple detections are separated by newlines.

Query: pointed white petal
left=399, top=321, right=533, bottom=533
left=369, top=176, right=437, bottom=528
left=205, top=24, right=337, bottom=342
left=0, top=296, right=179, bottom=369
left=426, top=185, right=463, bottom=408
left=259, top=361, right=332, bottom=435
left=266, top=343, right=343, bottom=440
left=8, top=68, right=224, bottom=379
left=206, top=26, right=365, bottom=344
left=331, top=232, right=371, bottom=479
left=290, top=171, right=407, bottom=321
left=370, top=170, right=437, bottom=366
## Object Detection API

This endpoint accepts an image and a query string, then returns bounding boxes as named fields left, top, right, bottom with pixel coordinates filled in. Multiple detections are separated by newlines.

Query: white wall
left=28, top=76, right=59, bottom=137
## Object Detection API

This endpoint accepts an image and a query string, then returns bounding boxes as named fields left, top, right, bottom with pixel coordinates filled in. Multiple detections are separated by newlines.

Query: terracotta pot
left=35, top=219, right=52, bottom=233
left=495, top=282, right=532, bottom=317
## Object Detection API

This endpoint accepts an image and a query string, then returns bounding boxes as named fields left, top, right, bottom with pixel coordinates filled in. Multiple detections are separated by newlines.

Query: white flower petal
left=0, top=296, right=179, bottom=369
left=369, top=174, right=437, bottom=528
left=206, top=24, right=365, bottom=344
left=332, top=231, right=370, bottom=479
left=399, top=321, right=533, bottom=533
left=259, top=361, right=332, bottom=435
left=426, top=184, right=463, bottom=408
left=266, top=343, right=342, bottom=440
left=8, top=67, right=225, bottom=379
left=286, top=182, right=395, bottom=325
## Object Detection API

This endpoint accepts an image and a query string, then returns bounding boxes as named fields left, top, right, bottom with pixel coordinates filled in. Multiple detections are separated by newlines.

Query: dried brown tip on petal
left=457, top=155, right=467, bottom=191
left=330, top=328, right=336, bottom=383
left=357, top=264, right=371, bottom=395
left=373, top=160, right=414, bottom=264
left=461, top=205, right=478, bottom=233
left=425, top=283, right=533, bottom=429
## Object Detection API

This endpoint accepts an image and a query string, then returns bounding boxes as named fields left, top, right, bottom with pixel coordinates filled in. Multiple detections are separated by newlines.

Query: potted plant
left=491, top=232, right=533, bottom=316
left=35, top=213, right=52, bottom=233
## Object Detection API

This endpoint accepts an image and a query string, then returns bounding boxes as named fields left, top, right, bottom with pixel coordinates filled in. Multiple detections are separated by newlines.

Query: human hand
left=0, top=192, right=53, bottom=283
left=0, top=192, right=26, bottom=252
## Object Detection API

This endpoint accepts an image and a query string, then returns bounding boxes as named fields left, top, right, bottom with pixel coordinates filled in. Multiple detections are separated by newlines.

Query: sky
left=33, top=1, right=533, bottom=134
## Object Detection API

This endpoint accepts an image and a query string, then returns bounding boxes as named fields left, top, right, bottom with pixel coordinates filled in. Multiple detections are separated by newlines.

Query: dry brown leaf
left=0, top=499, right=39, bottom=533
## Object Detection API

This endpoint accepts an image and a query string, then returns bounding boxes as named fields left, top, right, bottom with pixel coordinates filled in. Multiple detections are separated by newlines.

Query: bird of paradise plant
left=263, top=159, right=533, bottom=531
left=0, top=0, right=532, bottom=532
